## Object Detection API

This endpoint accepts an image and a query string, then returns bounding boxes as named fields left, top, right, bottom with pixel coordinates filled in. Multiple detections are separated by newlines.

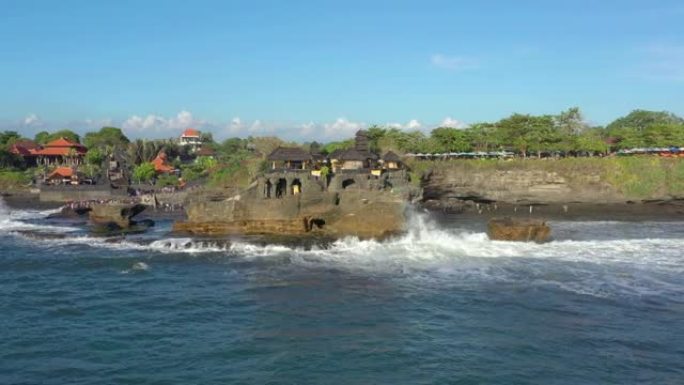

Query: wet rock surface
left=89, top=203, right=154, bottom=233
left=487, top=217, right=551, bottom=242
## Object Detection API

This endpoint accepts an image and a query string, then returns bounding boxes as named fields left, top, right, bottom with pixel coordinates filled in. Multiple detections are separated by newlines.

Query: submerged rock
left=15, top=230, right=68, bottom=240
left=487, top=217, right=551, bottom=242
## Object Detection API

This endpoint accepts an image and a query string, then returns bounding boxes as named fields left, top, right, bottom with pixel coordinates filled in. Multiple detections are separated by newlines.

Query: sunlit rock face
left=174, top=170, right=416, bottom=240
left=487, top=217, right=551, bottom=242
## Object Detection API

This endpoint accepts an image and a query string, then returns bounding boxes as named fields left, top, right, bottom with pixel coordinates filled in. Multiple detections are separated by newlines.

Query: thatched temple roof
left=382, top=151, right=401, bottom=162
left=338, top=148, right=378, bottom=161
left=267, top=147, right=313, bottom=161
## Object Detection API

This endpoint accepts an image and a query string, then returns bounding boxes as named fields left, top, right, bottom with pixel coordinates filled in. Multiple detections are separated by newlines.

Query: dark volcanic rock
left=47, top=206, right=92, bottom=219
left=89, top=203, right=154, bottom=234
left=487, top=217, right=551, bottom=242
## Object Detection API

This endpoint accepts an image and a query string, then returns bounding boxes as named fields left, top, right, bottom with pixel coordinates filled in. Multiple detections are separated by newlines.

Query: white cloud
left=122, top=110, right=205, bottom=137
left=439, top=117, right=467, bottom=129
left=7, top=112, right=472, bottom=142
left=322, top=118, right=366, bottom=138
left=23, top=113, right=42, bottom=126
left=431, top=54, right=479, bottom=71
left=386, top=119, right=423, bottom=130
left=299, top=122, right=316, bottom=136
left=222, top=117, right=244, bottom=135
left=231, top=117, right=242, bottom=129
left=249, top=119, right=266, bottom=133
left=406, top=119, right=422, bottom=129
left=78, top=118, right=114, bottom=130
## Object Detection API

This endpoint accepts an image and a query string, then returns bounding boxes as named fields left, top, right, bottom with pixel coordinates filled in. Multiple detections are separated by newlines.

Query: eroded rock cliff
left=420, top=158, right=684, bottom=204
left=174, top=188, right=407, bottom=239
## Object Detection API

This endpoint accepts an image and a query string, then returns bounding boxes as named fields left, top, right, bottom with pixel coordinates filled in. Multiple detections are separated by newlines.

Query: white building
left=179, top=128, right=202, bottom=151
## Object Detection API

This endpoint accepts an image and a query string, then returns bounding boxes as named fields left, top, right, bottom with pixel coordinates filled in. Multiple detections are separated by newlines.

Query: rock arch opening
left=264, top=180, right=272, bottom=198
left=275, top=178, right=287, bottom=198
left=292, top=178, right=302, bottom=195
left=342, top=178, right=356, bottom=189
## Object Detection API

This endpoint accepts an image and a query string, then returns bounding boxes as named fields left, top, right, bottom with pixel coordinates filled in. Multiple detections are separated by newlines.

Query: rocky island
left=173, top=130, right=419, bottom=239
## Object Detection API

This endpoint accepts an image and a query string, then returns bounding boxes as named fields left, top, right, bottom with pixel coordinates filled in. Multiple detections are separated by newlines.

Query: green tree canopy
left=430, top=127, right=472, bottom=152
left=35, top=129, right=81, bottom=144
left=607, top=110, right=684, bottom=134
left=322, top=139, right=354, bottom=155
left=0, top=131, right=22, bottom=148
left=573, top=129, right=608, bottom=153
left=34, top=131, right=50, bottom=145
left=555, top=107, right=589, bottom=136
left=85, top=147, right=105, bottom=166
left=200, top=131, right=214, bottom=144
left=83, top=127, right=130, bottom=149
left=0, top=149, right=25, bottom=169
left=132, top=162, right=156, bottom=183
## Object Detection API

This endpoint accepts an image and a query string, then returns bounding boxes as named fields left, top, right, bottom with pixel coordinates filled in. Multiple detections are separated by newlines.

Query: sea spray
left=121, top=261, right=150, bottom=274
left=0, top=196, right=10, bottom=217
left=0, top=197, right=75, bottom=234
left=3, top=199, right=684, bottom=277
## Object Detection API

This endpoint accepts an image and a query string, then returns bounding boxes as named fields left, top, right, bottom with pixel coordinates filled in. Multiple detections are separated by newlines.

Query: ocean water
left=1, top=199, right=683, bottom=384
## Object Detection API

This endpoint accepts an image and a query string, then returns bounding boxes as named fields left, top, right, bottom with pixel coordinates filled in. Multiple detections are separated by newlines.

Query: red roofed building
left=151, top=152, right=176, bottom=174
left=45, top=166, right=84, bottom=185
left=8, top=140, right=41, bottom=166
left=179, top=128, right=202, bottom=149
left=10, top=137, right=88, bottom=166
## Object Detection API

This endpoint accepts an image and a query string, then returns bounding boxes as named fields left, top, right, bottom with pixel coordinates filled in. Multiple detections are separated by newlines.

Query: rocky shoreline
left=5, top=191, right=684, bottom=223
left=422, top=198, right=684, bottom=221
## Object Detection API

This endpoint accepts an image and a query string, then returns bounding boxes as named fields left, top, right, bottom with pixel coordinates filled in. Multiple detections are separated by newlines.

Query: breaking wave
left=3, top=197, right=684, bottom=298
left=0, top=198, right=77, bottom=233
left=3, top=196, right=683, bottom=271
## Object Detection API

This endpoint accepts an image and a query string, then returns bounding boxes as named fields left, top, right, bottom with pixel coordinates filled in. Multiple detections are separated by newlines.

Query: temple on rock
left=175, top=130, right=417, bottom=239
left=259, top=130, right=408, bottom=200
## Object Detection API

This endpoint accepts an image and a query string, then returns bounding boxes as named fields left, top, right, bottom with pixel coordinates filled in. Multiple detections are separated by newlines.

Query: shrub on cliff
left=133, top=163, right=156, bottom=184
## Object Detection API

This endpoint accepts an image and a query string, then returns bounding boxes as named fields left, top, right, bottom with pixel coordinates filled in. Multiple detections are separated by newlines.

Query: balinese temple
left=334, top=130, right=379, bottom=170
left=8, top=140, right=41, bottom=166
left=267, top=147, right=313, bottom=170
left=151, top=152, right=175, bottom=174
left=45, top=166, right=84, bottom=185
left=337, top=149, right=373, bottom=170
left=105, top=151, right=129, bottom=185
left=381, top=151, right=402, bottom=169
left=10, top=137, right=87, bottom=166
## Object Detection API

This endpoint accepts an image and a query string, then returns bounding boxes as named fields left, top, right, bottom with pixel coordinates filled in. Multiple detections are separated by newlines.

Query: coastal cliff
left=419, top=157, right=684, bottom=204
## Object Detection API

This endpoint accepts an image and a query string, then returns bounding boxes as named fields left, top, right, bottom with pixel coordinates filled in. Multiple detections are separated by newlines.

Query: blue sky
left=1, top=0, right=683, bottom=140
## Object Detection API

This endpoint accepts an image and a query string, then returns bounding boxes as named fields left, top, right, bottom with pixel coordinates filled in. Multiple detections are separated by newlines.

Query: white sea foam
left=148, top=238, right=232, bottom=253
left=120, top=261, right=151, bottom=274
left=4, top=197, right=684, bottom=297
left=0, top=198, right=77, bottom=233
left=10, top=205, right=683, bottom=272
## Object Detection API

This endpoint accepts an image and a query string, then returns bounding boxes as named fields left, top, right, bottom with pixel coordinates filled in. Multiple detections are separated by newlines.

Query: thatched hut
left=381, top=151, right=403, bottom=169
left=337, top=148, right=377, bottom=170
left=267, top=147, right=313, bottom=170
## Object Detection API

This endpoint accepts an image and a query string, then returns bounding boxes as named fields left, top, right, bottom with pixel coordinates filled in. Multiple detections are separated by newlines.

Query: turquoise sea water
left=1, top=200, right=683, bottom=384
